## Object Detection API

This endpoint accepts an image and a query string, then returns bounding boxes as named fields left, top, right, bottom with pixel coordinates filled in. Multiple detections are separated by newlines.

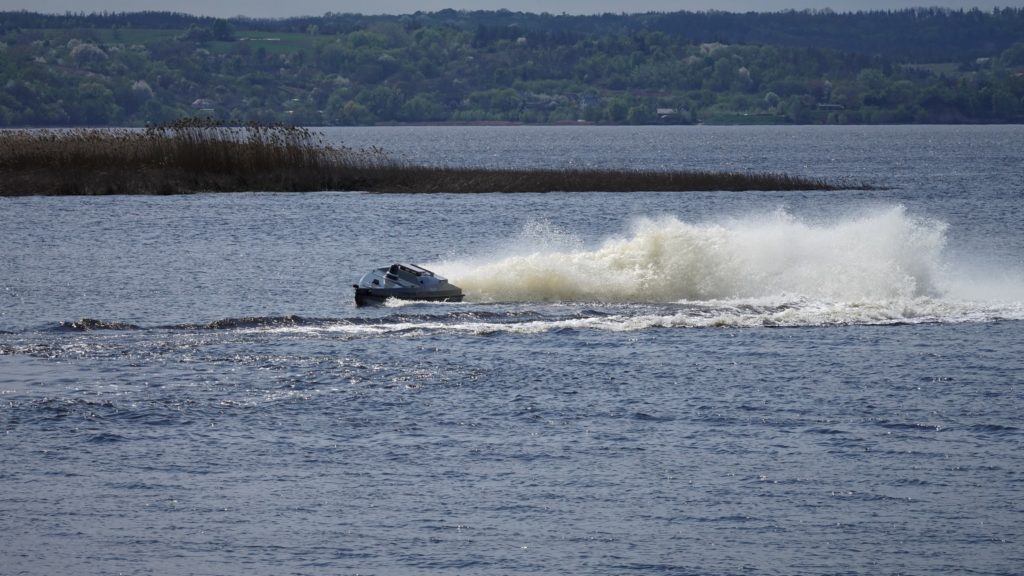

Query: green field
left=212, top=31, right=318, bottom=55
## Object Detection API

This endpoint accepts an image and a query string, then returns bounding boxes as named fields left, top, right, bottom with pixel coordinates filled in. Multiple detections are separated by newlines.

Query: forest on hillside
left=0, top=8, right=1022, bottom=126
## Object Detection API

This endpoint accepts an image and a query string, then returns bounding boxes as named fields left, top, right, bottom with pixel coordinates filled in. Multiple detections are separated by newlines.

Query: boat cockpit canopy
left=389, top=263, right=435, bottom=277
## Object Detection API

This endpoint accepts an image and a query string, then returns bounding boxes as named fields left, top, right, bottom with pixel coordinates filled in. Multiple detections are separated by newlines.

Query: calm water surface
left=2, top=125, right=1023, bottom=575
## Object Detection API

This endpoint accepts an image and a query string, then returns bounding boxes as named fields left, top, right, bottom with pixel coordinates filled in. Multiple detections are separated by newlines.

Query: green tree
left=67, top=82, right=120, bottom=124
left=357, top=85, right=404, bottom=120
left=784, top=94, right=814, bottom=123
left=627, top=105, right=653, bottom=124
left=213, top=19, right=234, bottom=41
left=399, top=93, right=446, bottom=122
left=1000, top=42, right=1024, bottom=67
left=606, top=98, right=628, bottom=122
left=992, top=88, right=1022, bottom=119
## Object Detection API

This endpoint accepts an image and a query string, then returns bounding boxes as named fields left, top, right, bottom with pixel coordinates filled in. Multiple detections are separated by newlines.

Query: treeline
left=258, top=8, right=1024, bottom=64
left=0, top=9, right=1022, bottom=127
left=4, top=8, right=1023, bottom=63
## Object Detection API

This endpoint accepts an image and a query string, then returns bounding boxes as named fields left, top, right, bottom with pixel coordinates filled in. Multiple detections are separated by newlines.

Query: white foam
left=436, top=206, right=955, bottom=304
left=250, top=296, right=1022, bottom=338
left=265, top=206, right=1019, bottom=337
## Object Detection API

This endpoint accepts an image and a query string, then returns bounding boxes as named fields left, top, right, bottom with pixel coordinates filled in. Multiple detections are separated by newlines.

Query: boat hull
left=354, top=286, right=464, bottom=306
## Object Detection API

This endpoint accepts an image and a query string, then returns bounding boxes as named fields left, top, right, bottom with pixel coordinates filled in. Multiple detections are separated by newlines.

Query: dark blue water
left=2, top=126, right=1023, bottom=575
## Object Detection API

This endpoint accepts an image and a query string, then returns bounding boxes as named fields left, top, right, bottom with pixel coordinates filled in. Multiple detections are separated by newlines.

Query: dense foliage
left=1, top=8, right=1022, bottom=126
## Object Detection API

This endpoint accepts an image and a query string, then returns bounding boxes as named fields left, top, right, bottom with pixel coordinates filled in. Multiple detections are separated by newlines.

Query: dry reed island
left=0, top=120, right=843, bottom=196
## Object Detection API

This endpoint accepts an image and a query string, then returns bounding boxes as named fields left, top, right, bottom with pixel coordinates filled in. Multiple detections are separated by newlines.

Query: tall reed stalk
left=0, top=119, right=844, bottom=196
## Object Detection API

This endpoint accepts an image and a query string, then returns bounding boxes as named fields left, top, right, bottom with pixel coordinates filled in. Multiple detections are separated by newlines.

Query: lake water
left=1, top=125, right=1022, bottom=575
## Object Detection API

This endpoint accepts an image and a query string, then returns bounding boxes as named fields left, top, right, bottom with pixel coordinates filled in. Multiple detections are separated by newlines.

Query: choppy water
left=2, top=125, right=1023, bottom=575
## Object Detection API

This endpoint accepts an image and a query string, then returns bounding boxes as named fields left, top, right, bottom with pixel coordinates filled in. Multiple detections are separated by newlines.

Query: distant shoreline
left=6, top=121, right=1022, bottom=131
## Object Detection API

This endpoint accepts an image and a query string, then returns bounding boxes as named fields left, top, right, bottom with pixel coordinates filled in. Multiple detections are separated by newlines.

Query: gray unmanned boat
left=353, top=263, right=464, bottom=306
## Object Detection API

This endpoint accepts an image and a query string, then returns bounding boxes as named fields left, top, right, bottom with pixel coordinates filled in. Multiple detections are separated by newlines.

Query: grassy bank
left=0, top=120, right=842, bottom=196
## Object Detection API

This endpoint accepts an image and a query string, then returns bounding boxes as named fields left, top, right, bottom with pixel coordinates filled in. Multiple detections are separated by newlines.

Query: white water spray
left=438, top=206, right=954, bottom=304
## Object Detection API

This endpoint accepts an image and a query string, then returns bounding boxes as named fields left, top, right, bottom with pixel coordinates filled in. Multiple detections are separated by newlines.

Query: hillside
left=0, top=8, right=1022, bottom=126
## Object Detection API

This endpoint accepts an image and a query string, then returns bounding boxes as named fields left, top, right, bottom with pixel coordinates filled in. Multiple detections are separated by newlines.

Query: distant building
left=656, top=108, right=689, bottom=123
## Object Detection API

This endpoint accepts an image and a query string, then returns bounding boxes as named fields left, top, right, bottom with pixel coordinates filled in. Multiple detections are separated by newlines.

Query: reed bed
left=0, top=120, right=842, bottom=196
left=366, top=165, right=837, bottom=193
